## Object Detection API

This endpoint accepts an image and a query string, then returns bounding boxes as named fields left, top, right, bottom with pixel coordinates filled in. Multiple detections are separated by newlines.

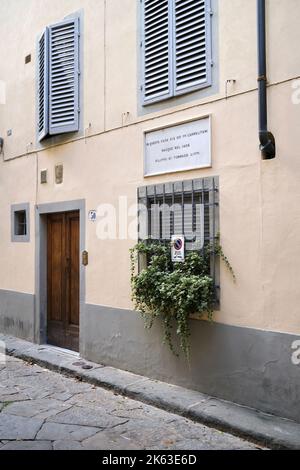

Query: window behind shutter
left=38, top=28, right=49, bottom=141
left=174, top=0, right=211, bottom=94
left=49, top=18, right=80, bottom=135
left=142, top=0, right=172, bottom=104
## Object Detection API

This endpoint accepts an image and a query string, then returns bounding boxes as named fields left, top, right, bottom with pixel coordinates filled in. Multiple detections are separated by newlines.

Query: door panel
left=47, top=211, right=79, bottom=351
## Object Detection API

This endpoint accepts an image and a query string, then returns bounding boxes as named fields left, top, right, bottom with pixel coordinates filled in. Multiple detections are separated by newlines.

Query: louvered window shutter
left=38, top=28, right=49, bottom=141
left=174, top=0, right=211, bottom=94
left=142, top=0, right=173, bottom=104
left=49, top=18, right=80, bottom=135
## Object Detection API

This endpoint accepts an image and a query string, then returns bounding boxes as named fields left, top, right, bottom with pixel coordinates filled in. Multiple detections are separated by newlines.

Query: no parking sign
left=171, top=235, right=185, bottom=263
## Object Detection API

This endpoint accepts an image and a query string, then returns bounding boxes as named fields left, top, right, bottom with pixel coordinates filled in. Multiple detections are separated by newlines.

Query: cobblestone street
left=0, top=356, right=264, bottom=450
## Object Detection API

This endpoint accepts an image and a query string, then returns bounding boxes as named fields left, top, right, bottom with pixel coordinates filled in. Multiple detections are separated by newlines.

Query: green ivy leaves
left=130, top=240, right=234, bottom=360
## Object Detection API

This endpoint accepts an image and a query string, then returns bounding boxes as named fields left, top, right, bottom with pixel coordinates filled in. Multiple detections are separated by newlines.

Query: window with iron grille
left=37, top=16, right=80, bottom=141
left=137, top=176, right=219, bottom=291
left=141, top=0, right=213, bottom=105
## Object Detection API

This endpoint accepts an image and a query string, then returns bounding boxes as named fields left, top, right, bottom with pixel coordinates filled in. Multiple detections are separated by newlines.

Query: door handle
left=82, top=250, right=88, bottom=266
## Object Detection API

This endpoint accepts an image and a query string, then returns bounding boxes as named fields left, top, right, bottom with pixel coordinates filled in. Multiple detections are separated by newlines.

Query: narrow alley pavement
left=0, top=356, right=264, bottom=450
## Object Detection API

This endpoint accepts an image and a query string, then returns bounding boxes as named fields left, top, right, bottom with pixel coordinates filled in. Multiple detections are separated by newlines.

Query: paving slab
left=2, top=397, right=72, bottom=419
left=53, top=440, right=84, bottom=450
left=84, top=366, right=150, bottom=392
left=0, top=414, right=44, bottom=440
left=47, top=405, right=129, bottom=429
left=82, top=428, right=145, bottom=450
left=36, top=422, right=100, bottom=441
left=125, top=379, right=209, bottom=414
left=0, top=440, right=52, bottom=450
left=188, top=398, right=300, bottom=450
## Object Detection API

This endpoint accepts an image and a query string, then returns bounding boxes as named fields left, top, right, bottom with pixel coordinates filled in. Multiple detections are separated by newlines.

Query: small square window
left=14, top=210, right=27, bottom=236
left=11, top=203, right=30, bottom=242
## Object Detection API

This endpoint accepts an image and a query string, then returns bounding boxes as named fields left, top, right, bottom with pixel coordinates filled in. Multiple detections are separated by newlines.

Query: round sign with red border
left=173, top=238, right=183, bottom=250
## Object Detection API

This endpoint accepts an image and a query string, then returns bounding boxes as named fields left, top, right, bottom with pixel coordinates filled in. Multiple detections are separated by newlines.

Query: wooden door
left=47, top=211, right=80, bottom=351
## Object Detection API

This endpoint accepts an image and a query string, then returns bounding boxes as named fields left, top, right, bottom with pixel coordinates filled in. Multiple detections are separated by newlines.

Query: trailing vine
left=130, top=238, right=235, bottom=360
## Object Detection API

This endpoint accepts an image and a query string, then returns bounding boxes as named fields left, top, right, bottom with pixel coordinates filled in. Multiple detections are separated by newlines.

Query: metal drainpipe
left=257, top=0, right=276, bottom=159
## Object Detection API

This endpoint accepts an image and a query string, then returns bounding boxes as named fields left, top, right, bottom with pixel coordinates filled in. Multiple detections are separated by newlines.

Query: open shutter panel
left=49, top=18, right=79, bottom=135
left=142, top=0, right=172, bottom=103
left=38, top=28, right=49, bottom=141
left=174, top=0, right=211, bottom=94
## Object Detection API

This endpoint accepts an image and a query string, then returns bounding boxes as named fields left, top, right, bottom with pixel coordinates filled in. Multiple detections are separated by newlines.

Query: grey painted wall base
left=0, top=289, right=34, bottom=342
left=82, top=304, right=300, bottom=423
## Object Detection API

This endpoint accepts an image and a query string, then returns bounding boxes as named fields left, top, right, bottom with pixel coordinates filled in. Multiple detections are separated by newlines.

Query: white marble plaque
left=144, top=118, right=211, bottom=176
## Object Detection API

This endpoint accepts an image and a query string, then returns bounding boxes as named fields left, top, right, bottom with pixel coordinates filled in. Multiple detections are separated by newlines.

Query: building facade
left=0, top=0, right=300, bottom=422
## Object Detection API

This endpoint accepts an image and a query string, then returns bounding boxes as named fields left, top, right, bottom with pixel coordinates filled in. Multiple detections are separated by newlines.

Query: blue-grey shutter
left=174, top=0, right=212, bottom=95
left=49, top=17, right=80, bottom=135
left=38, top=28, right=49, bottom=141
left=142, top=0, right=173, bottom=104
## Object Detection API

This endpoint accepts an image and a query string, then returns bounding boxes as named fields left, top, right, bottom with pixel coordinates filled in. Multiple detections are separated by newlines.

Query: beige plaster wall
left=0, top=0, right=299, bottom=335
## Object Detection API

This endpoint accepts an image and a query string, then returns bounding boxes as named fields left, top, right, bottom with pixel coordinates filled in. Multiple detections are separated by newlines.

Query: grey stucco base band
left=0, top=289, right=34, bottom=342
left=82, top=304, right=300, bottom=424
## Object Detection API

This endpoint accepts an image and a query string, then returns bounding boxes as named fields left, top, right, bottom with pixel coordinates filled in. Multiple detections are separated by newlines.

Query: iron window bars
left=137, top=176, right=219, bottom=298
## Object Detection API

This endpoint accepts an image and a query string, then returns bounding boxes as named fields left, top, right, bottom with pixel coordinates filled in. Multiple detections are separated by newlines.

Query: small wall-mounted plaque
left=55, top=164, right=63, bottom=184
left=144, top=117, right=211, bottom=176
left=25, top=54, right=31, bottom=64
left=88, top=210, right=97, bottom=222
left=40, top=169, right=47, bottom=184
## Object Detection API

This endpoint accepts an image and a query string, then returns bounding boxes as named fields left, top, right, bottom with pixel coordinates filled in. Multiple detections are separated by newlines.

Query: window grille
left=137, top=176, right=219, bottom=294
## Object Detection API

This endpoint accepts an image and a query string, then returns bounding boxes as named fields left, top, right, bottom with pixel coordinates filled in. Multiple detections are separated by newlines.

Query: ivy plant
left=130, top=239, right=234, bottom=360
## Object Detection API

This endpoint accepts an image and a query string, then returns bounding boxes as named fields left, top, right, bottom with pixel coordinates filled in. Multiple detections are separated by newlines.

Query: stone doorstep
left=1, top=334, right=300, bottom=450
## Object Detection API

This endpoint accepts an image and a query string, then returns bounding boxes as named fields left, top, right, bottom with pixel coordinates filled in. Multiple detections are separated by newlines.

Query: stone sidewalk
left=0, top=356, right=263, bottom=450
left=1, top=334, right=300, bottom=449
